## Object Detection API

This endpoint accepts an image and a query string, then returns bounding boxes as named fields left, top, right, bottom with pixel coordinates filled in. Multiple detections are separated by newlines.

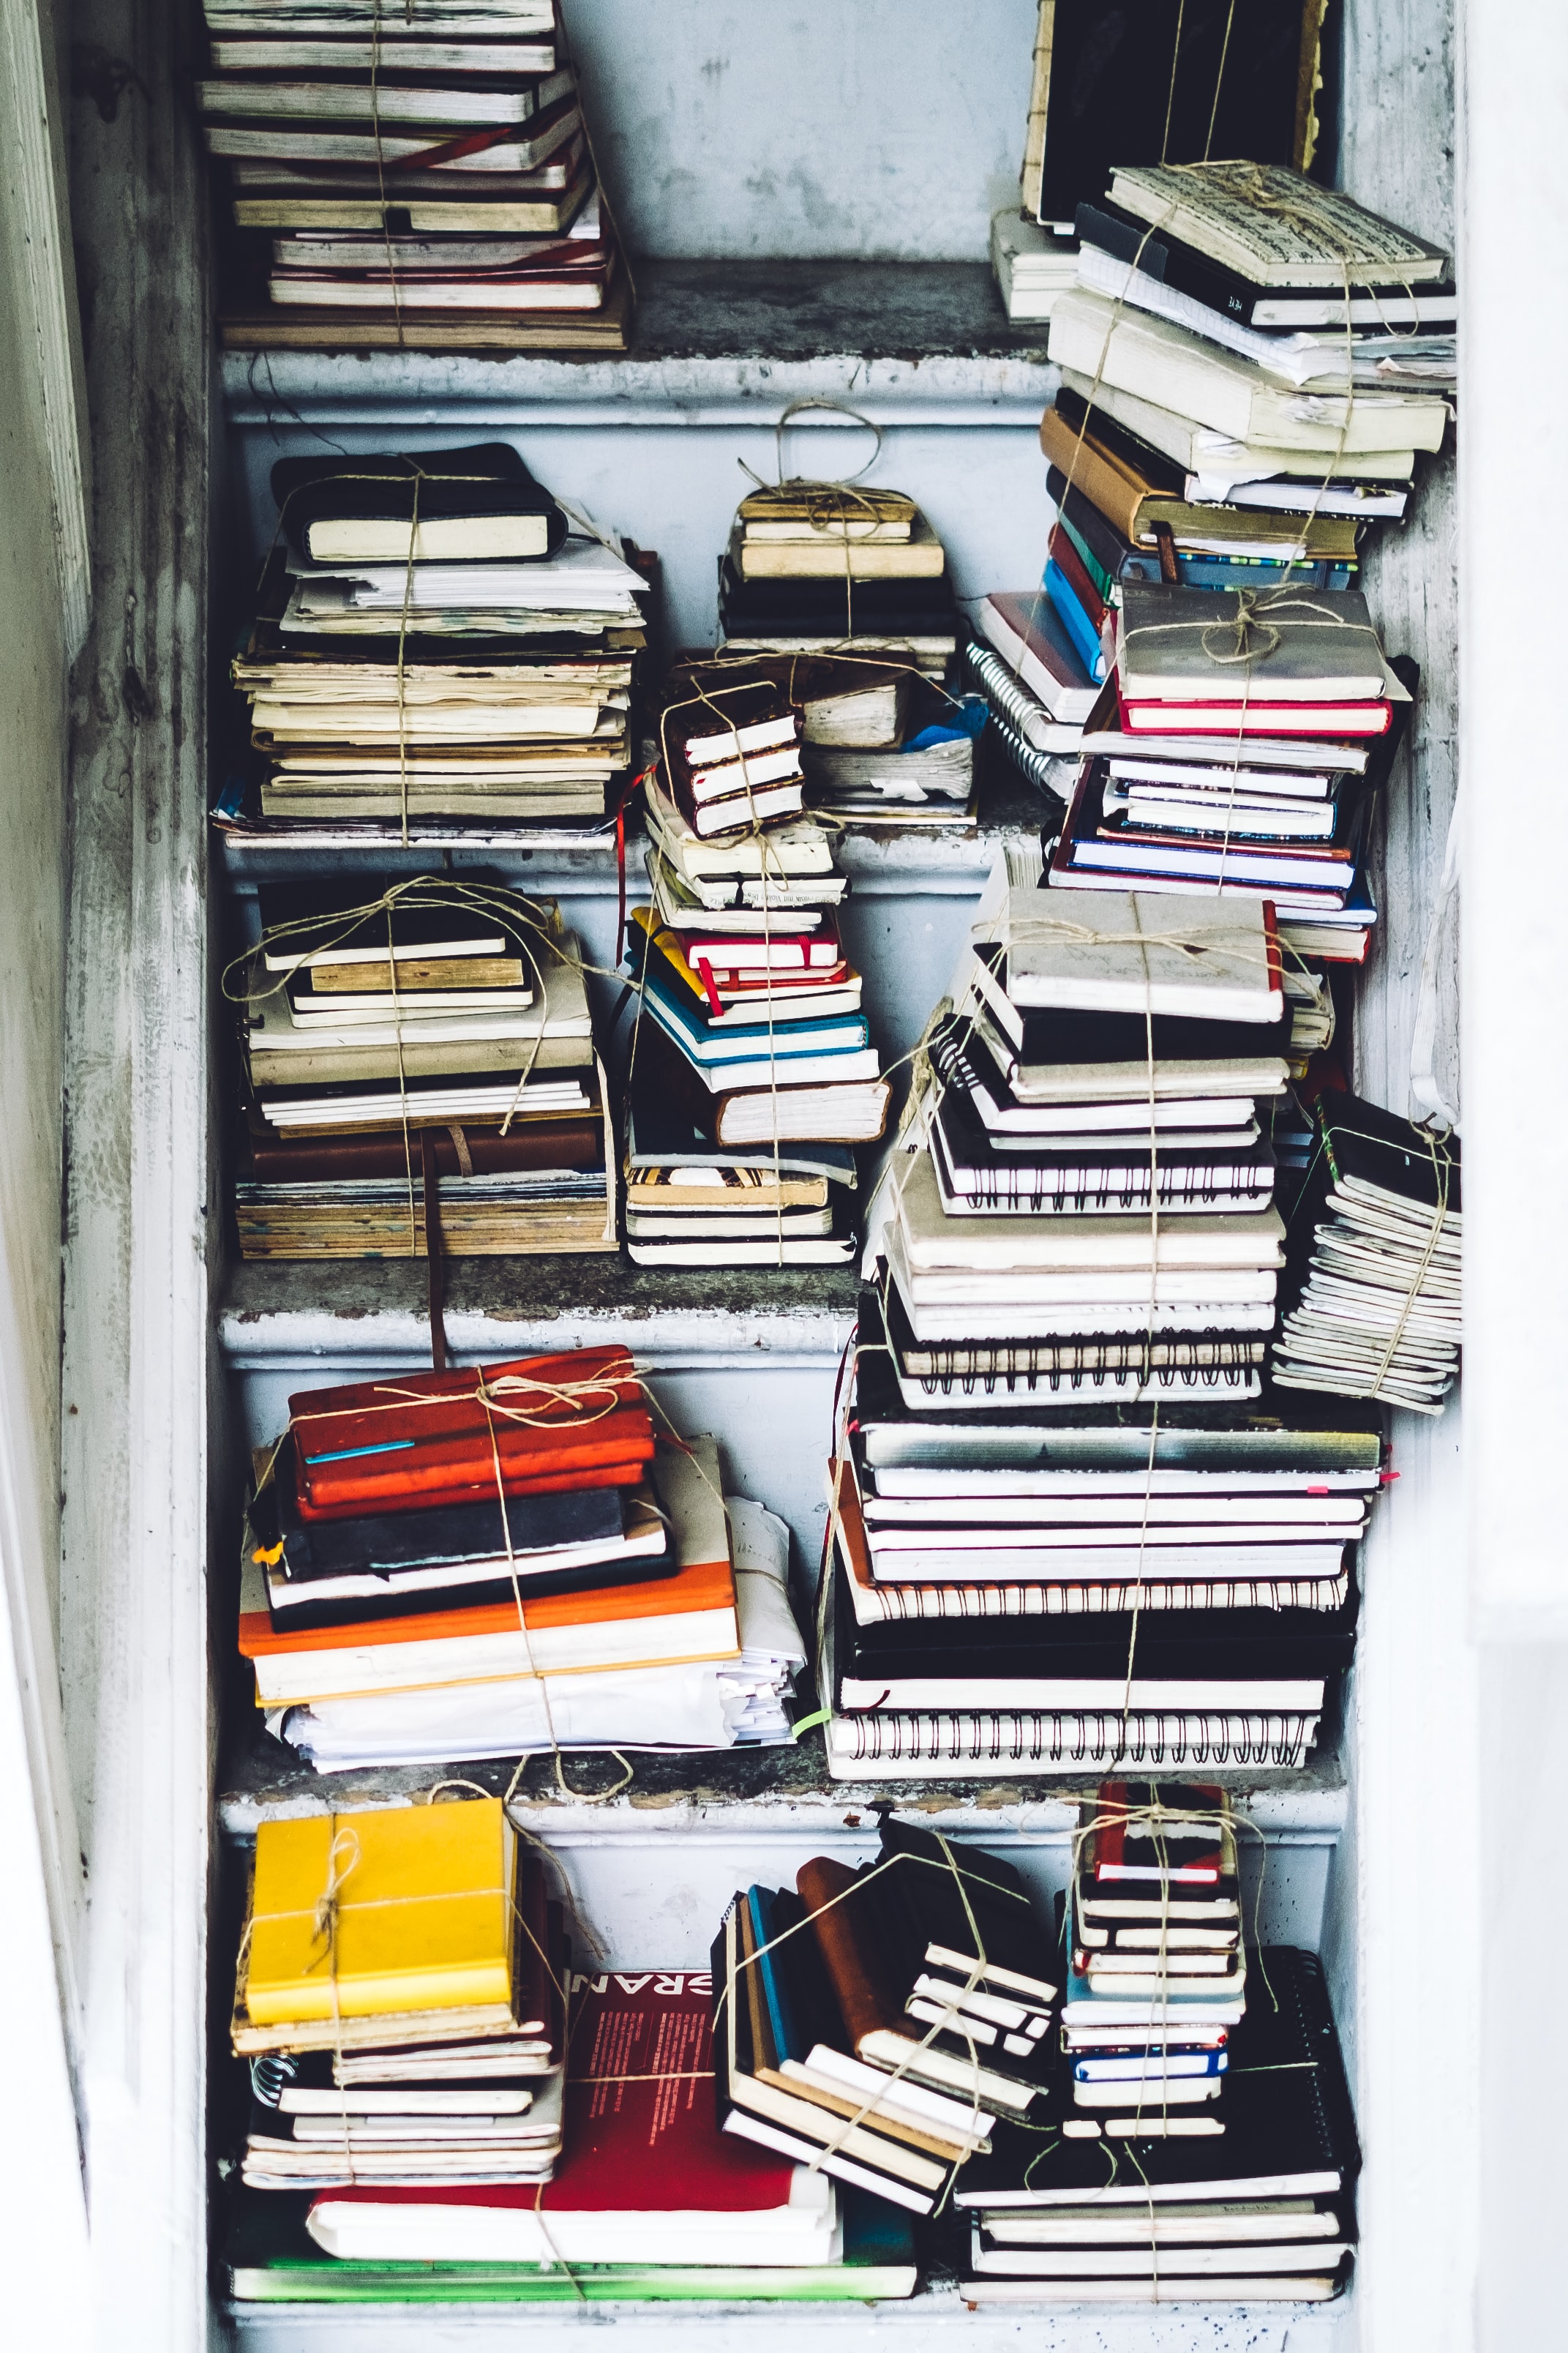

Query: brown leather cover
left=796, top=1856, right=898, bottom=2055
left=246, top=1118, right=602, bottom=1181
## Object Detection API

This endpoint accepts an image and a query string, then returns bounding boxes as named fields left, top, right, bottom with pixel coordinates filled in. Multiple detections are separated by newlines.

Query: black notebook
left=874, top=1820, right=1057, bottom=2007
left=833, top=1562, right=1356, bottom=1688
left=854, top=1290, right=1384, bottom=1470
left=956, top=1946, right=1359, bottom=2205
left=271, top=442, right=567, bottom=564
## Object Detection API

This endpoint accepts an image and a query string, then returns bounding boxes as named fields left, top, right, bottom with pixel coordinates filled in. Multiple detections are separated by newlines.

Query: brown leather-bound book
left=796, top=1856, right=899, bottom=2054
left=245, top=1118, right=602, bottom=1182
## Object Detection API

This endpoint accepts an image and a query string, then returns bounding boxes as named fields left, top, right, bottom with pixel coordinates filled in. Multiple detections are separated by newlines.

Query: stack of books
left=244, top=1372, right=806, bottom=1771
left=1062, top=1783, right=1245, bottom=2138
left=877, top=889, right=1294, bottom=1375
left=233, top=1798, right=565, bottom=2192
left=717, top=488, right=960, bottom=686
left=957, top=1941, right=1359, bottom=2305
left=232, top=880, right=616, bottom=1260
left=990, top=211, right=1081, bottom=323
left=1274, top=1096, right=1461, bottom=1412
left=218, top=444, right=646, bottom=845
left=630, top=662, right=890, bottom=1206
left=715, top=1821, right=1056, bottom=2215
left=232, top=1969, right=917, bottom=2301
left=822, top=886, right=1387, bottom=1779
left=198, top=1, right=631, bottom=351
left=1044, top=584, right=1416, bottom=968
left=625, top=905, right=885, bottom=1234
left=978, top=167, right=1448, bottom=811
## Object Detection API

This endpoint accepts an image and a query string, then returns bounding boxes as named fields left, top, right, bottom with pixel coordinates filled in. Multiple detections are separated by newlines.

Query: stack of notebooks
left=1045, top=591, right=1417, bottom=968
left=715, top=1820, right=1057, bottom=2216
left=983, top=165, right=1449, bottom=806
left=874, top=888, right=1294, bottom=1383
left=233, top=1798, right=566, bottom=2193
left=220, top=445, right=646, bottom=845
left=199, top=1, right=632, bottom=351
left=625, top=901, right=886, bottom=1238
left=242, top=1358, right=806, bottom=1771
left=232, top=880, right=616, bottom=1259
left=989, top=211, right=1081, bottom=323
left=1273, top=1096, right=1461, bottom=1413
left=1062, top=1784, right=1246, bottom=2139
left=717, top=487, right=960, bottom=687
left=1048, top=168, right=1449, bottom=533
left=825, top=888, right=1385, bottom=1778
left=673, top=648, right=981, bottom=830
left=231, top=1967, right=917, bottom=2301
left=957, top=1941, right=1358, bottom=2305
left=631, top=664, right=890, bottom=1188
left=822, top=1363, right=1370, bottom=1779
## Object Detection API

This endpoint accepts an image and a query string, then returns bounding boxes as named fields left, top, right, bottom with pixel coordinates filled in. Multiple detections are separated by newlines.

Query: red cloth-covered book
left=288, top=1348, right=654, bottom=1519
left=305, top=1972, right=833, bottom=2265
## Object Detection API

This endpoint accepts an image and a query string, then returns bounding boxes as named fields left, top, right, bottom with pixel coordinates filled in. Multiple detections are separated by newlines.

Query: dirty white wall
left=567, top=0, right=1040, bottom=258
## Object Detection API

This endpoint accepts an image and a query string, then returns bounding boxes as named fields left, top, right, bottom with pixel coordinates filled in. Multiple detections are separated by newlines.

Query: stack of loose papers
left=1272, top=1095, right=1460, bottom=1412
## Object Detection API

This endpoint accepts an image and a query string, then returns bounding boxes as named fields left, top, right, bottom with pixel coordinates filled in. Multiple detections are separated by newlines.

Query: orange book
left=239, top=1438, right=738, bottom=1705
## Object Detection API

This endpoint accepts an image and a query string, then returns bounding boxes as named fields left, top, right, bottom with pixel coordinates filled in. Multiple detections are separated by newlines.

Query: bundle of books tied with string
left=214, top=444, right=649, bottom=847
left=956, top=1783, right=1359, bottom=2308
left=228, top=876, right=620, bottom=1262
left=230, top=1796, right=567, bottom=2197
left=230, top=1956, right=919, bottom=2303
left=716, top=414, right=964, bottom=699
left=713, top=1819, right=1057, bottom=2216
left=240, top=1356, right=806, bottom=1773
left=972, top=164, right=1449, bottom=826
left=816, top=868, right=1386, bottom=1781
left=198, top=0, right=632, bottom=351
left=624, top=656, right=891, bottom=1267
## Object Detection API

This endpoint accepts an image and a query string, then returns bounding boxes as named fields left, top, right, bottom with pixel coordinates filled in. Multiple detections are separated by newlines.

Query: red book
left=292, top=1420, right=656, bottom=1520
left=1089, top=1781, right=1228, bottom=1884
left=1117, top=689, right=1392, bottom=738
left=1048, top=520, right=1108, bottom=633
left=289, top=1347, right=642, bottom=1454
left=306, top=1972, right=833, bottom=2265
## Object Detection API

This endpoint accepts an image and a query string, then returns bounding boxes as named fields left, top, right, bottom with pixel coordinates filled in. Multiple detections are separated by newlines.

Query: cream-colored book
left=1048, top=289, right=1447, bottom=454
left=732, top=514, right=945, bottom=581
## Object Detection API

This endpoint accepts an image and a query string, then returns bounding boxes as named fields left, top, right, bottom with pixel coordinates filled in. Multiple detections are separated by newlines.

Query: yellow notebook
left=245, top=1797, right=514, bottom=2027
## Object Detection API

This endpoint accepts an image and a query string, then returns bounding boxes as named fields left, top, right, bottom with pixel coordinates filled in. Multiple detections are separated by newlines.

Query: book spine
left=1046, top=523, right=1109, bottom=629
left=828, top=1711, right=1316, bottom=1769
left=904, top=1336, right=1263, bottom=1376
left=1043, top=563, right=1109, bottom=684
left=858, top=1575, right=1348, bottom=1619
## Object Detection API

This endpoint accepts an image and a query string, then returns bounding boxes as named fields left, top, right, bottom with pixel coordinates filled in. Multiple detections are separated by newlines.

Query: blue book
left=1043, top=560, right=1108, bottom=683
left=639, top=968, right=870, bottom=1066
left=746, top=1885, right=803, bottom=2062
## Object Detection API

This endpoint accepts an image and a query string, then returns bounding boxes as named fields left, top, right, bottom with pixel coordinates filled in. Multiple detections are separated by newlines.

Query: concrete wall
left=568, top=0, right=1038, bottom=261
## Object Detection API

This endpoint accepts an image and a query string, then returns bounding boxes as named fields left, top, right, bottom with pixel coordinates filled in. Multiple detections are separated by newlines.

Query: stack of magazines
left=242, top=1366, right=805, bottom=1772
left=198, top=0, right=631, bottom=349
